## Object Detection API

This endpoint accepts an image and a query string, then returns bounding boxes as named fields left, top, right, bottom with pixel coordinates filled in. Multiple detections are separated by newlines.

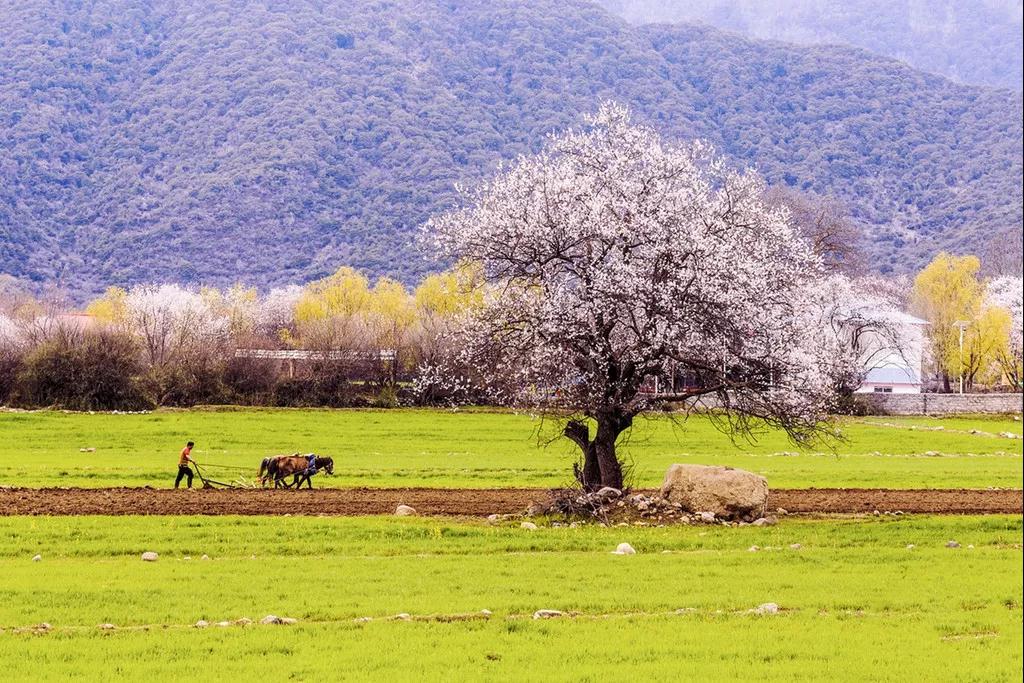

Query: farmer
left=175, top=441, right=195, bottom=489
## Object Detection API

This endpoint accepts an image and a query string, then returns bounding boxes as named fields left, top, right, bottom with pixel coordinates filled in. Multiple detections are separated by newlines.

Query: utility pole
left=953, top=320, right=970, bottom=394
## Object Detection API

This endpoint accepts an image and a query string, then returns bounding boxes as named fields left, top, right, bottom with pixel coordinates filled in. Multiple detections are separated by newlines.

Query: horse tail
left=258, top=457, right=269, bottom=479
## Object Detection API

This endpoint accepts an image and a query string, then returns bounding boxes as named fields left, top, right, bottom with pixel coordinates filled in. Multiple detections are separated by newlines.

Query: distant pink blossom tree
left=424, top=103, right=854, bottom=491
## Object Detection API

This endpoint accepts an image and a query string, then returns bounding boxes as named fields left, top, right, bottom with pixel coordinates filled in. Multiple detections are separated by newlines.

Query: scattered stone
left=923, top=451, right=940, bottom=457
left=776, top=508, right=788, bottom=515
left=31, top=554, right=41, bottom=562
left=906, top=544, right=915, bottom=550
left=872, top=510, right=880, bottom=516
left=595, top=486, right=621, bottom=500
left=79, top=447, right=96, bottom=453
left=394, top=504, right=417, bottom=516
left=751, top=517, right=777, bottom=527
left=751, top=603, right=779, bottom=615
left=520, top=522, right=538, bottom=531
left=611, top=542, right=636, bottom=555
left=35, top=622, right=53, bottom=632
left=789, top=543, right=802, bottom=550
left=260, top=614, right=298, bottom=625
left=216, top=621, right=232, bottom=627
left=393, top=613, right=412, bottom=621
left=946, top=540, right=961, bottom=548
left=674, top=607, right=698, bottom=614
left=486, top=514, right=500, bottom=524
left=183, top=556, right=191, bottom=561
left=98, top=623, right=116, bottom=631
left=200, top=554, right=210, bottom=561
left=354, top=617, right=372, bottom=623
left=697, top=511, right=716, bottom=524
left=748, top=545, right=760, bottom=552
left=533, top=609, right=563, bottom=620
left=195, top=620, right=209, bottom=628
left=141, top=551, right=159, bottom=562
left=480, top=609, right=493, bottom=617
left=661, top=464, right=768, bottom=519
left=967, top=544, right=975, bottom=550
left=234, top=617, right=252, bottom=626
left=661, top=550, right=673, bottom=554
left=998, top=432, right=1019, bottom=439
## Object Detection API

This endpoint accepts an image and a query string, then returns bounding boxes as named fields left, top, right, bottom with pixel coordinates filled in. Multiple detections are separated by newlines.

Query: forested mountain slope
left=1, top=0, right=1021, bottom=295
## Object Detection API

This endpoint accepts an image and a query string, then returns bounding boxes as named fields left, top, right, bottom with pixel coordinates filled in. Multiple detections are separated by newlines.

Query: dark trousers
left=175, top=465, right=194, bottom=488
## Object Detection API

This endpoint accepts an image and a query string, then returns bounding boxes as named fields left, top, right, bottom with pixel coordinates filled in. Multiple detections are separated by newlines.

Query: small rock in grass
left=946, top=540, right=961, bottom=548
left=776, top=508, right=788, bottom=515
left=31, top=554, right=41, bottom=562
left=752, top=517, right=777, bottom=527
left=354, top=617, right=372, bottom=623
left=752, top=603, right=779, bottom=615
left=216, top=621, right=231, bottom=627
left=141, top=551, right=159, bottom=562
left=533, top=609, right=563, bottom=620
left=520, top=522, right=538, bottom=531
left=661, top=550, right=673, bottom=554
left=234, top=618, right=252, bottom=626
left=394, top=504, right=417, bottom=516
left=36, top=623, right=52, bottom=632
left=200, top=554, right=210, bottom=561
left=98, top=623, right=116, bottom=631
left=486, top=514, right=500, bottom=524
left=698, top=511, right=716, bottom=523
left=183, top=556, right=191, bottom=561
left=260, top=615, right=298, bottom=625
left=394, top=613, right=412, bottom=621
left=595, top=486, right=621, bottom=500
left=279, top=617, right=298, bottom=625
left=675, top=607, right=698, bottom=614
left=872, top=510, right=880, bottom=516
left=789, top=543, right=802, bottom=550
left=611, top=542, right=636, bottom=555
left=195, top=620, right=209, bottom=628
left=748, top=545, right=760, bottom=552
left=967, top=544, right=975, bottom=549
left=480, top=609, right=493, bottom=617
left=906, top=544, right=915, bottom=550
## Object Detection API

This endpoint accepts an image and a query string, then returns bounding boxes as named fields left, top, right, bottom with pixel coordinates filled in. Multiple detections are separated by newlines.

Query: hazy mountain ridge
left=1, top=0, right=1021, bottom=296
left=600, top=0, right=1024, bottom=90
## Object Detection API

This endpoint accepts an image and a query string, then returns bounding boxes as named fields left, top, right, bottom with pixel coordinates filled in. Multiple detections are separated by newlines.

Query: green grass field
left=0, top=515, right=1019, bottom=680
left=1, top=407, right=1021, bottom=489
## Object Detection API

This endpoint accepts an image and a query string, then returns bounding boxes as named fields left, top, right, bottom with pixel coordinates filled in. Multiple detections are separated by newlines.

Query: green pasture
left=0, top=514, right=1019, bottom=680
left=1, top=408, right=1021, bottom=489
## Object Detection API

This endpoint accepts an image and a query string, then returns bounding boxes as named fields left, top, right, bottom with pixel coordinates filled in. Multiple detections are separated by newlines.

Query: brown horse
left=265, top=454, right=334, bottom=489
left=258, top=454, right=298, bottom=488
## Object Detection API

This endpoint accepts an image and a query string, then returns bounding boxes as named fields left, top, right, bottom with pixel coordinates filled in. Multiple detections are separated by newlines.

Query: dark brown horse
left=264, top=454, right=334, bottom=489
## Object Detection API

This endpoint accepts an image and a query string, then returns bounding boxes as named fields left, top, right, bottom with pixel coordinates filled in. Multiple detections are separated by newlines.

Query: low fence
left=853, top=393, right=1023, bottom=416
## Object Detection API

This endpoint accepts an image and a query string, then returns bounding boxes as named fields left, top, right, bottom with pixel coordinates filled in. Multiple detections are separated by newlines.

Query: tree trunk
left=565, top=420, right=600, bottom=491
left=564, top=412, right=632, bottom=492
left=942, top=372, right=951, bottom=393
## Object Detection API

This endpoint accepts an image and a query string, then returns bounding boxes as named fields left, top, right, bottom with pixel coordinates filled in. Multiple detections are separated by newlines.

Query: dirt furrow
left=0, top=486, right=1020, bottom=516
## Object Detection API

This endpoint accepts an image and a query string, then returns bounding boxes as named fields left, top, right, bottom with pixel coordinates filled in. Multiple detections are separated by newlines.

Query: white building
left=853, top=310, right=928, bottom=394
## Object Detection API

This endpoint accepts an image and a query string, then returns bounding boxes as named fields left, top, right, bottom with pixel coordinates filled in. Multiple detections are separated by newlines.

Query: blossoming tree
left=425, top=103, right=852, bottom=491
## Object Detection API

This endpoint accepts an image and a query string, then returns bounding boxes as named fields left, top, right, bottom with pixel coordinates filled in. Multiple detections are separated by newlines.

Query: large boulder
left=660, top=464, right=768, bottom=520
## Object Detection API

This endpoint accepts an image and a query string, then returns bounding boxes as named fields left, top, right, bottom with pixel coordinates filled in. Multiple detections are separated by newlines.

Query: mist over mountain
left=1, top=0, right=1021, bottom=296
left=599, top=0, right=1024, bottom=90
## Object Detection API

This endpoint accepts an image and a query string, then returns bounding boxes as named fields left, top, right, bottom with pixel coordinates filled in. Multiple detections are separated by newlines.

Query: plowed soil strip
left=0, top=487, right=1020, bottom=516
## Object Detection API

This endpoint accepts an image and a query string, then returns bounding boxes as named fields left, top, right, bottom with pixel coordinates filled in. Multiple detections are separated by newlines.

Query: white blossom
left=423, top=102, right=850, bottom=489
